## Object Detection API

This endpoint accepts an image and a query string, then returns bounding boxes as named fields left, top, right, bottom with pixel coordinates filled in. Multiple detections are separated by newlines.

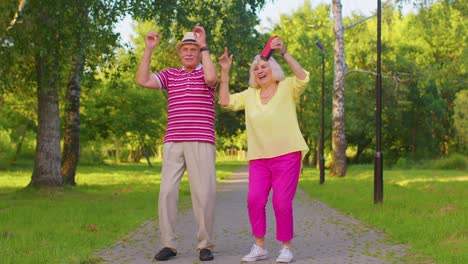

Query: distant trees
left=268, top=0, right=466, bottom=174
left=0, top=0, right=127, bottom=187
left=0, top=0, right=270, bottom=187
left=0, top=0, right=465, bottom=184
left=453, top=90, right=467, bottom=152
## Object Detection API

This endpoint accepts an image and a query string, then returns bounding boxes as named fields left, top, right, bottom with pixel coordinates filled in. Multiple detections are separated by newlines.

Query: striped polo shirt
left=154, top=64, right=216, bottom=144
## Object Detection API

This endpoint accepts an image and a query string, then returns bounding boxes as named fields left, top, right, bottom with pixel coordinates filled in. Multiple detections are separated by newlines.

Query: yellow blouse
left=225, top=71, right=310, bottom=160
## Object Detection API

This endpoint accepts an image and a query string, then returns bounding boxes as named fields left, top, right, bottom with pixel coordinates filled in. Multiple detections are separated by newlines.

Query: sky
left=117, top=0, right=381, bottom=45
left=258, top=0, right=378, bottom=28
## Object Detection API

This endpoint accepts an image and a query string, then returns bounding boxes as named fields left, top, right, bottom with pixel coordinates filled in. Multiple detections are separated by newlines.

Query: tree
left=453, top=90, right=467, bottom=153
left=1, top=0, right=27, bottom=34
left=412, top=1, right=466, bottom=155
left=80, top=60, right=167, bottom=165
left=61, top=2, right=88, bottom=186
left=331, top=0, right=347, bottom=176
left=25, top=0, right=65, bottom=187
left=378, top=1, right=467, bottom=161
left=61, top=0, right=126, bottom=185
left=129, top=0, right=271, bottom=148
left=1, top=0, right=126, bottom=187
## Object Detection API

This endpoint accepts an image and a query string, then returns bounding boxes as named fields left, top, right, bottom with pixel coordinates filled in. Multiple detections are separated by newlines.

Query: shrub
left=79, top=141, right=105, bottom=165
left=431, top=153, right=467, bottom=170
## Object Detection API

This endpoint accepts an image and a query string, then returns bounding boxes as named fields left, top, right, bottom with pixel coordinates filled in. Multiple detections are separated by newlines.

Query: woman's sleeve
left=291, top=70, right=310, bottom=100
left=224, top=89, right=249, bottom=111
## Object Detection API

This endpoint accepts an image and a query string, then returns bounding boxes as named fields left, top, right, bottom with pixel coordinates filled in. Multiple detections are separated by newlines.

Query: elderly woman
left=218, top=37, right=310, bottom=263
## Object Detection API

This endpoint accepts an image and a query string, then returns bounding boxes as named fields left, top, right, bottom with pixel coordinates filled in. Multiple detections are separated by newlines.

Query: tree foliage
left=270, top=0, right=466, bottom=167
left=0, top=0, right=127, bottom=187
left=129, top=1, right=271, bottom=147
left=0, top=0, right=466, bottom=179
left=453, top=90, right=467, bottom=153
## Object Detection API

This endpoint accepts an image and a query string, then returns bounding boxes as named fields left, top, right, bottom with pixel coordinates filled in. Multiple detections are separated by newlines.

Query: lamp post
left=315, top=40, right=325, bottom=185
left=374, top=0, right=383, bottom=203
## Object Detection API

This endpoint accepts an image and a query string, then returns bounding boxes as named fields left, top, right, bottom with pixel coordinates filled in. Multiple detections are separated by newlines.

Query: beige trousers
left=158, top=142, right=216, bottom=250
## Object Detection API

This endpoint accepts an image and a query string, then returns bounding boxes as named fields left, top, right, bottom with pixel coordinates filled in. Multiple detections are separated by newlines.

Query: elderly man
left=136, top=26, right=217, bottom=262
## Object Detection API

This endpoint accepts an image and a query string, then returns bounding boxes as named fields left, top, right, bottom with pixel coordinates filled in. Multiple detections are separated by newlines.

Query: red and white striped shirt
left=154, top=64, right=216, bottom=144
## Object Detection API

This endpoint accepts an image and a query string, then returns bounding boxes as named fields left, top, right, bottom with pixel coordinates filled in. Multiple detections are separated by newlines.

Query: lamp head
left=315, top=40, right=324, bottom=53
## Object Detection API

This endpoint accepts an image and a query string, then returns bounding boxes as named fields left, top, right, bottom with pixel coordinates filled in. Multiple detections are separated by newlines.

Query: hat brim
left=176, top=40, right=199, bottom=51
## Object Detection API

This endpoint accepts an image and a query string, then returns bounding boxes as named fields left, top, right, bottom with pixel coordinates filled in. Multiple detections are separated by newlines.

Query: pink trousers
left=247, top=151, right=301, bottom=242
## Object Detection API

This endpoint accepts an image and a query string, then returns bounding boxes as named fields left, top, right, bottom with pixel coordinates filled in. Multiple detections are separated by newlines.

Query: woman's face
left=253, top=60, right=272, bottom=87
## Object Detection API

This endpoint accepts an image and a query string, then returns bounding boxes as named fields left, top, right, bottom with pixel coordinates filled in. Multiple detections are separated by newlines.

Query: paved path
left=97, top=166, right=409, bottom=263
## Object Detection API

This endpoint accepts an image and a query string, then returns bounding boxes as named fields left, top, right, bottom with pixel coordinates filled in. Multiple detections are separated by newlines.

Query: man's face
left=178, top=44, right=201, bottom=70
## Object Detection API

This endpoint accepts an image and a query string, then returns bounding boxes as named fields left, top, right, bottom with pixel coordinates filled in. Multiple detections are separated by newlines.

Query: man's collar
left=182, top=63, right=203, bottom=72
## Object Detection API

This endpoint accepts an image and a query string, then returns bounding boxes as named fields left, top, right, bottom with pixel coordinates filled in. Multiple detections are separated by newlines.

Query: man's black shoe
left=199, top=248, right=214, bottom=261
left=154, top=247, right=177, bottom=261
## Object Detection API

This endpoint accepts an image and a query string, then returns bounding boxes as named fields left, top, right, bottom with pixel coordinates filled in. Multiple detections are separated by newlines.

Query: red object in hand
left=260, top=36, right=277, bottom=61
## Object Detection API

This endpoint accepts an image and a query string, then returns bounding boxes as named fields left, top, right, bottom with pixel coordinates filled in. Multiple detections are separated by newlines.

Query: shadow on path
left=97, top=166, right=409, bottom=263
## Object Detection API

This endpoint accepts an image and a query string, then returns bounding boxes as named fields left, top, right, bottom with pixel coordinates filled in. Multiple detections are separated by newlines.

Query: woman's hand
left=271, top=37, right=287, bottom=56
left=218, top=47, right=233, bottom=72
left=217, top=47, right=232, bottom=107
left=273, top=37, right=306, bottom=80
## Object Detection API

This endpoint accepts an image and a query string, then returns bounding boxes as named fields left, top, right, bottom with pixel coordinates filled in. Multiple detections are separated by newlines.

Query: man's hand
left=145, top=31, right=161, bottom=49
left=193, top=26, right=207, bottom=48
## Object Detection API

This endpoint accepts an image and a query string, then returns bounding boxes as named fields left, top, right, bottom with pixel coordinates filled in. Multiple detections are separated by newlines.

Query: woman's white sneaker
left=276, top=247, right=293, bottom=263
left=241, top=244, right=268, bottom=262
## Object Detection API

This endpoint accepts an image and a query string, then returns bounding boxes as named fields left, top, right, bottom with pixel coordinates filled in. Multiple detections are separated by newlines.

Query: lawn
left=300, top=165, right=467, bottom=264
left=0, top=160, right=245, bottom=264
left=1, top=161, right=466, bottom=264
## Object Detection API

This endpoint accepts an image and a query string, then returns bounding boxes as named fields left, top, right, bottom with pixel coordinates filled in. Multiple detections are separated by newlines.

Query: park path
left=97, top=166, right=409, bottom=264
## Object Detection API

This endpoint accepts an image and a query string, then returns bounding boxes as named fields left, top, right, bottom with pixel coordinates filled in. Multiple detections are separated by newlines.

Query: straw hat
left=176, top=32, right=199, bottom=51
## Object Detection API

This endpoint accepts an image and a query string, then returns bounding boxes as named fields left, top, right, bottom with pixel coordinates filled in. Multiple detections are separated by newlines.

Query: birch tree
left=331, top=0, right=347, bottom=176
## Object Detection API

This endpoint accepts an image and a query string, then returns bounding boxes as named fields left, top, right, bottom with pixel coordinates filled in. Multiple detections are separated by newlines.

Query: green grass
left=2, top=160, right=466, bottom=264
left=0, top=160, right=246, bottom=264
left=300, top=165, right=468, bottom=264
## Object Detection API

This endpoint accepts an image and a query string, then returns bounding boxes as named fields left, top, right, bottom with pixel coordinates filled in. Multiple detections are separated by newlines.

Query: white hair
left=248, top=55, right=285, bottom=88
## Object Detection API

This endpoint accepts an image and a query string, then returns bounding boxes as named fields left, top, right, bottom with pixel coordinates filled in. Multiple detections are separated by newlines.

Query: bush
left=394, top=157, right=417, bottom=169
left=0, top=130, right=14, bottom=168
left=0, top=152, right=7, bottom=170
left=431, top=153, right=467, bottom=170
left=79, top=141, right=105, bottom=165
left=0, top=129, right=14, bottom=155
left=392, top=154, right=468, bottom=170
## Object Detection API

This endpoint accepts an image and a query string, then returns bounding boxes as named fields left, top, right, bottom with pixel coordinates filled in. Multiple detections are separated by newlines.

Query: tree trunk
left=28, top=2, right=63, bottom=188
left=353, top=141, right=369, bottom=164
left=61, top=3, right=88, bottom=185
left=29, top=53, right=63, bottom=187
left=13, top=124, right=28, bottom=162
left=115, top=139, right=121, bottom=163
left=142, top=145, right=153, bottom=167
left=331, top=0, right=347, bottom=177
left=303, top=135, right=315, bottom=167
left=61, top=53, right=84, bottom=186
left=5, top=0, right=27, bottom=31
left=131, top=148, right=142, bottom=163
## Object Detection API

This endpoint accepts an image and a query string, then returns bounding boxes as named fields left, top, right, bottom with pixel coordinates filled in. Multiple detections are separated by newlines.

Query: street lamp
left=315, top=40, right=325, bottom=185
left=374, top=0, right=384, bottom=203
